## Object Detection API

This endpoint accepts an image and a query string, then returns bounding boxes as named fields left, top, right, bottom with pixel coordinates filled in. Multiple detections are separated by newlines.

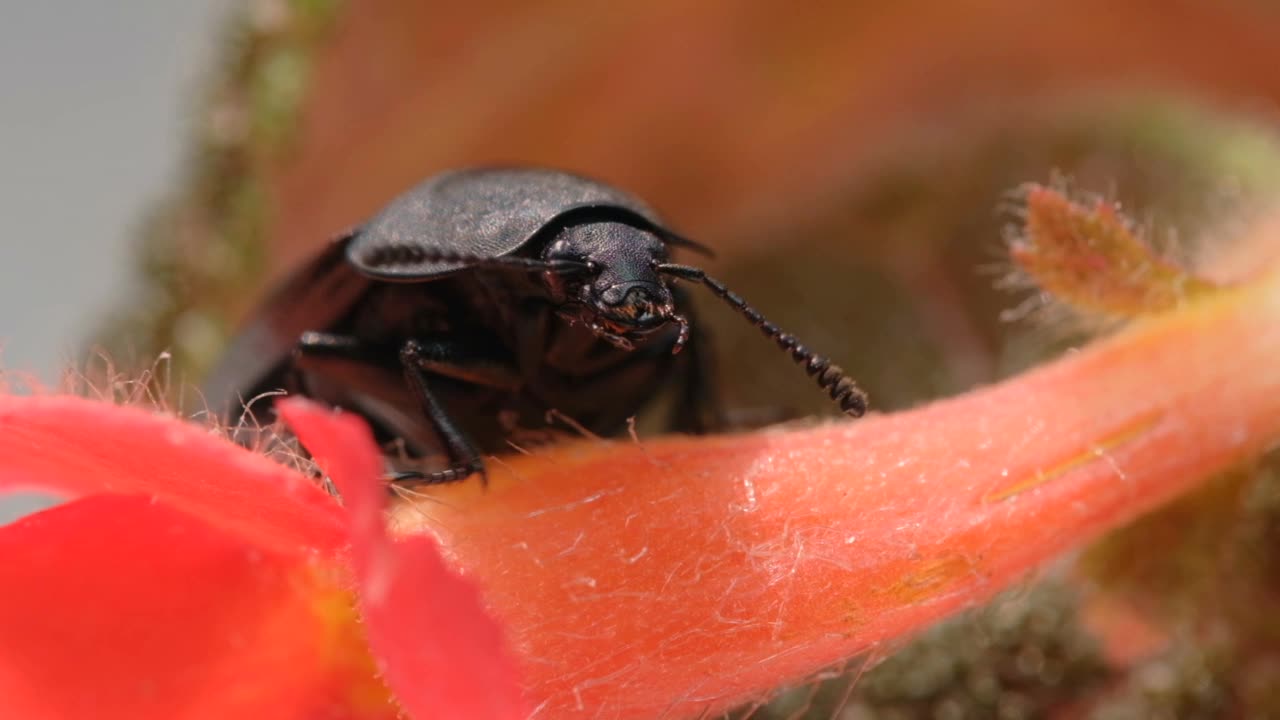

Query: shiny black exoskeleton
left=205, top=167, right=866, bottom=484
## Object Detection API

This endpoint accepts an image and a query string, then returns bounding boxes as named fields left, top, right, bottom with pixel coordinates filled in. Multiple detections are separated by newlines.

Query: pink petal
left=279, top=399, right=529, bottom=720
left=0, top=395, right=344, bottom=554
left=0, top=494, right=398, bottom=720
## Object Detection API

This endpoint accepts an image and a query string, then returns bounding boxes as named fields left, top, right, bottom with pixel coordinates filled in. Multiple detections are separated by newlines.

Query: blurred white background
left=1, top=1, right=232, bottom=521
left=1, top=1, right=231, bottom=382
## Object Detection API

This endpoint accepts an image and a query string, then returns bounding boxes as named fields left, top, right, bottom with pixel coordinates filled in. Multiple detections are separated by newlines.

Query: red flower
left=1, top=193, right=1278, bottom=719
left=0, top=396, right=528, bottom=720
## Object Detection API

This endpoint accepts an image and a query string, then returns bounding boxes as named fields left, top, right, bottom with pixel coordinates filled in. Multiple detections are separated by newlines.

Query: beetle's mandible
left=206, top=167, right=867, bottom=484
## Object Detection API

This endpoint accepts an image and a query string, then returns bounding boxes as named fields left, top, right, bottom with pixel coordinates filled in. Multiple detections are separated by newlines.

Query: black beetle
left=205, top=167, right=866, bottom=484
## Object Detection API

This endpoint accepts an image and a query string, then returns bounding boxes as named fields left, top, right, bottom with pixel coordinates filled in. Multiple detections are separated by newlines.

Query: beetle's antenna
left=357, top=243, right=591, bottom=275
left=657, top=263, right=867, bottom=417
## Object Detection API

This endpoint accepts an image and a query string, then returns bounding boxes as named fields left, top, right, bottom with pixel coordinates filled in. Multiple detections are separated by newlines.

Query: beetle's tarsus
left=388, top=460, right=487, bottom=487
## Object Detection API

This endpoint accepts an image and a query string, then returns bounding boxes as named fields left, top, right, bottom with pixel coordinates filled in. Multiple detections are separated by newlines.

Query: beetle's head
left=544, top=221, right=685, bottom=350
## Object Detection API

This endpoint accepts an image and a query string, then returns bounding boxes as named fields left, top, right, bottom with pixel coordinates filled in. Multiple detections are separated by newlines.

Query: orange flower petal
left=0, top=494, right=396, bottom=720
left=391, top=268, right=1280, bottom=717
left=0, top=396, right=344, bottom=554
left=279, top=399, right=530, bottom=720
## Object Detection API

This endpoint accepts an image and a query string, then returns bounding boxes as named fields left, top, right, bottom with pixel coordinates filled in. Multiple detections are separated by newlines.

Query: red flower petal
left=0, top=396, right=344, bottom=554
left=279, top=399, right=529, bottom=720
left=0, top=494, right=397, bottom=720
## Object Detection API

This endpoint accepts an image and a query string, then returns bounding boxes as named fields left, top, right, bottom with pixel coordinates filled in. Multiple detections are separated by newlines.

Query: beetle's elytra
left=206, top=167, right=866, bottom=484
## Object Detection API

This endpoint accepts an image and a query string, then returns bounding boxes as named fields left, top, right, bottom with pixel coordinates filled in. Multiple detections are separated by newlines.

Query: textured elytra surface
left=347, top=168, right=664, bottom=279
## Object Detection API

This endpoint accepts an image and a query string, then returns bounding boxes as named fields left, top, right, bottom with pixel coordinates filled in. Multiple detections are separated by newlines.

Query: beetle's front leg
left=395, top=339, right=502, bottom=485
left=294, top=331, right=507, bottom=485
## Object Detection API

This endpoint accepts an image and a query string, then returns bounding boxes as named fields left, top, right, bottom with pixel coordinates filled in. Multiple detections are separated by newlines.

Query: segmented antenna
left=358, top=243, right=590, bottom=275
left=657, top=263, right=867, bottom=417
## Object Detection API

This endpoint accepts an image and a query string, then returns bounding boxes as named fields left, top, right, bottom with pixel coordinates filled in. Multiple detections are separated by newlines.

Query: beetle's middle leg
left=396, top=336, right=525, bottom=485
left=393, top=340, right=488, bottom=485
left=294, top=331, right=516, bottom=485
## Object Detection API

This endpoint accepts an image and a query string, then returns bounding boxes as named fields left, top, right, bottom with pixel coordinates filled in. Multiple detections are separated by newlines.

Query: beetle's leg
left=288, top=332, right=366, bottom=391
left=293, top=331, right=393, bottom=391
left=396, top=339, right=489, bottom=485
left=296, top=330, right=368, bottom=357
left=297, top=331, right=521, bottom=390
left=294, top=331, right=440, bottom=451
left=397, top=337, right=521, bottom=390
left=295, top=332, right=519, bottom=485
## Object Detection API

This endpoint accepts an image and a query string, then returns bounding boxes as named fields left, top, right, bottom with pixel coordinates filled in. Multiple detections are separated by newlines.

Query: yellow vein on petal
left=982, top=410, right=1165, bottom=504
